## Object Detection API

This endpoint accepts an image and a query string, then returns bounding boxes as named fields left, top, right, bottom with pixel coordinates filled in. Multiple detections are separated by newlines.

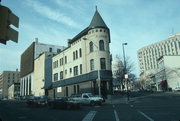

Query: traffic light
left=0, top=5, right=19, bottom=44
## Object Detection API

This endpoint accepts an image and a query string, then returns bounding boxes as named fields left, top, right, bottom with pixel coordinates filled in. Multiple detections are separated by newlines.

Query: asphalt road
left=0, top=92, right=180, bottom=121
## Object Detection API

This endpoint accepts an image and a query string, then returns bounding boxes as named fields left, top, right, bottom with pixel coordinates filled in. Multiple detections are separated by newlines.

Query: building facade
left=48, top=10, right=113, bottom=98
left=20, top=40, right=65, bottom=96
left=138, top=33, right=180, bottom=77
left=33, top=52, right=54, bottom=96
left=153, top=55, right=180, bottom=91
left=8, top=83, right=20, bottom=99
left=0, top=70, right=20, bottom=99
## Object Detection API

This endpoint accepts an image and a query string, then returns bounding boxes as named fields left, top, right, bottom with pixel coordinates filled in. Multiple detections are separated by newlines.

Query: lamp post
left=122, top=43, right=129, bottom=100
left=83, top=38, right=101, bottom=97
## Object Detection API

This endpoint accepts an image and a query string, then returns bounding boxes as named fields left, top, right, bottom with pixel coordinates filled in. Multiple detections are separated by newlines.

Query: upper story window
left=57, top=49, right=61, bottom=53
left=65, top=56, right=67, bottom=64
left=100, top=58, right=106, bottom=69
left=73, top=52, right=75, bottom=60
left=76, top=50, right=78, bottom=59
left=79, top=48, right=82, bottom=57
left=80, top=64, right=82, bottom=74
left=89, top=41, right=94, bottom=52
left=90, top=59, right=94, bottom=71
left=73, top=66, right=78, bottom=76
left=60, top=71, right=63, bottom=79
left=49, top=47, right=52, bottom=52
left=99, top=40, right=105, bottom=51
left=54, top=73, right=58, bottom=81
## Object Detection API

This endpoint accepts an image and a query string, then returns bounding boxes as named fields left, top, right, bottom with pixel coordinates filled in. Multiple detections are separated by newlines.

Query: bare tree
left=112, top=55, right=136, bottom=90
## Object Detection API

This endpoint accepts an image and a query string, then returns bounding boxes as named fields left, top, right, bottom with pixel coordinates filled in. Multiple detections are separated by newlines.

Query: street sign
left=125, top=74, right=128, bottom=79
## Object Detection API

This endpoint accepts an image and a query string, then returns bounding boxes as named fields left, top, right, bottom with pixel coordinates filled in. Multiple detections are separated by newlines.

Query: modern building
left=48, top=9, right=113, bottom=98
left=20, top=40, right=65, bottom=96
left=138, top=33, right=180, bottom=77
left=153, top=55, right=180, bottom=91
left=0, top=70, right=20, bottom=99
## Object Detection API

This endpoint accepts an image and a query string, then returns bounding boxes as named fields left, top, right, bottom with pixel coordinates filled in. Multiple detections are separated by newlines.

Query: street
left=0, top=92, right=180, bottom=121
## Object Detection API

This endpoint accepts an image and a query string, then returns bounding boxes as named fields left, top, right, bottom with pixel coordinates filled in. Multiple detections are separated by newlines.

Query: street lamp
left=83, top=38, right=101, bottom=97
left=122, top=43, right=129, bottom=101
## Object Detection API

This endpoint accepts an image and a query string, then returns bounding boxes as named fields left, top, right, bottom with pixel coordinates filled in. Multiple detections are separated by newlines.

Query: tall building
left=48, top=9, right=113, bottom=98
left=0, top=70, right=20, bottom=99
left=20, top=40, right=65, bottom=96
left=138, top=33, right=180, bottom=76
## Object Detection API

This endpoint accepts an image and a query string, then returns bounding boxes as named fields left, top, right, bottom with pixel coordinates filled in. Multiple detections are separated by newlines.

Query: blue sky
left=1, top=0, right=180, bottom=76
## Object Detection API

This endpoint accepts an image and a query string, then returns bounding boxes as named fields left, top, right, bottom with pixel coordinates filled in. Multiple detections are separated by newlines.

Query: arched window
left=89, top=41, right=94, bottom=52
left=99, top=40, right=105, bottom=51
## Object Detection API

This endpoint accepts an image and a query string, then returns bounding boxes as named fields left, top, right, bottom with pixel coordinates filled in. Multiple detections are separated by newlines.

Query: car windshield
left=87, top=94, right=94, bottom=97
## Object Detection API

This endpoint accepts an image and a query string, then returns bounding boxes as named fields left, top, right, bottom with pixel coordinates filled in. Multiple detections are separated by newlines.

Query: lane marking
left=138, top=111, right=154, bottom=121
left=114, top=110, right=120, bottom=121
left=82, top=111, right=97, bottom=121
left=113, top=105, right=115, bottom=108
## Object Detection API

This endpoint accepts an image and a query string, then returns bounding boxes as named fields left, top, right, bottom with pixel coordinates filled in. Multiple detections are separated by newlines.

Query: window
left=79, top=48, right=82, bottom=57
left=74, top=85, right=76, bottom=94
left=73, top=66, right=78, bottom=76
left=73, top=52, right=75, bottom=60
left=49, top=47, right=52, bottom=52
left=76, top=50, right=78, bottom=59
left=65, top=56, right=67, bottom=64
left=57, top=49, right=61, bottom=53
left=80, top=64, right=82, bottom=74
left=60, top=71, right=63, bottom=79
left=62, top=58, right=64, bottom=65
left=65, top=70, right=67, bottom=75
left=60, top=59, right=61, bottom=66
left=70, top=68, right=72, bottom=73
left=54, top=73, right=58, bottom=81
left=89, top=41, right=94, bottom=52
left=100, top=58, right=106, bottom=69
left=90, top=59, right=94, bottom=71
left=99, top=40, right=105, bottom=51
left=77, top=85, right=80, bottom=93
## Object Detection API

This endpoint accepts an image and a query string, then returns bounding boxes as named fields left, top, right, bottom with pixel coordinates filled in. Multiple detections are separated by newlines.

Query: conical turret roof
left=89, top=10, right=108, bottom=29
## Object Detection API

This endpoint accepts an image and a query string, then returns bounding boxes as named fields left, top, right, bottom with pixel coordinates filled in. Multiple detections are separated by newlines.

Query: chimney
left=67, top=39, right=71, bottom=47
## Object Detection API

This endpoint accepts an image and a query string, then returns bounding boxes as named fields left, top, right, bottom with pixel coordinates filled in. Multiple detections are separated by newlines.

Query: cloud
left=24, top=0, right=80, bottom=29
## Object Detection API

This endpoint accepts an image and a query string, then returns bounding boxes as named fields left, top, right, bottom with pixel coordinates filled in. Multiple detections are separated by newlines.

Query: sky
left=1, top=0, right=180, bottom=76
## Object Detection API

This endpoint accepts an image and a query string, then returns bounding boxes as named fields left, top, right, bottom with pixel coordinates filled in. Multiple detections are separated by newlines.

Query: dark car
left=47, top=97, right=81, bottom=110
left=26, top=96, right=47, bottom=107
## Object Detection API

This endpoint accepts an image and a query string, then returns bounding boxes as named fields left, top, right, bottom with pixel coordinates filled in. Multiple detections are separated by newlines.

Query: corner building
left=50, top=10, right=113, bottom=98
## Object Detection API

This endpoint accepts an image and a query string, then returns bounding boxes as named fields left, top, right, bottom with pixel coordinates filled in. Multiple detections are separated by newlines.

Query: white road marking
left=82, top=111, right=97, bottom=121
left=114, top=110, right=120, bottom=121
left=138, top=111, right=154, bottom=121
left=113, top=105, right=115, bottom=108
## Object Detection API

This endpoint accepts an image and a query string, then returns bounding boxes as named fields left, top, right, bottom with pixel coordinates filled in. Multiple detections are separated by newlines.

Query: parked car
left=174, top=87, right=180, bottom=92
left=26, top=96, right=47, bottom=107
left=47, top=97, right=81, bottom=109
left=70, top=93, right=103, bottom=106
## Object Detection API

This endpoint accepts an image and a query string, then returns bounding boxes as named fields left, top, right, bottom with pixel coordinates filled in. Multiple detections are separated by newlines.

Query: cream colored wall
left=8, top=84, right=14, bottom=99
left=33, top=54, right=46, bottom=96
left=52, top=28, right=111, bottom=83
